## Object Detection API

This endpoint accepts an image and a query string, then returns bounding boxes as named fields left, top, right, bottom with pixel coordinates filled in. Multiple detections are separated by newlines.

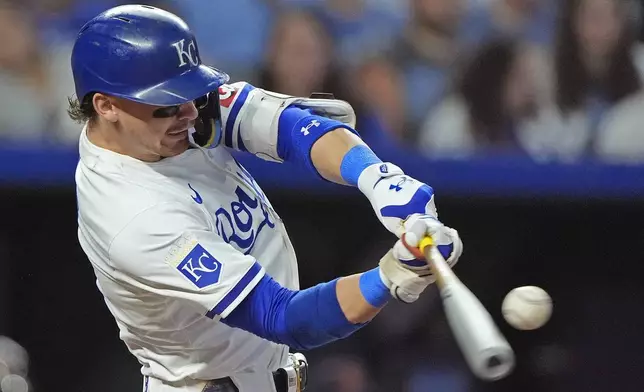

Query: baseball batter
left=71, top=5, right=463, bottom=392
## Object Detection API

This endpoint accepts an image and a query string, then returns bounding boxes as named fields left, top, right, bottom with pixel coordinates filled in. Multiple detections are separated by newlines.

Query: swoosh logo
left=188, top=183, right=203, bottom=204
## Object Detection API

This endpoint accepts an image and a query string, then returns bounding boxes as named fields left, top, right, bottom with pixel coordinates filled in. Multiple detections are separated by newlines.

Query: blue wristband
left=359, top=267, right=391, bottom=308
left=339, top=145, right=383, bottom=186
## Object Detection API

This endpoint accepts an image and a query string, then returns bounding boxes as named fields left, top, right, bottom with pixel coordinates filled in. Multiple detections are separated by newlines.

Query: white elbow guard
left=216, top=82, right=357, bottom=162
left=282, top=92, right=357, bottom=128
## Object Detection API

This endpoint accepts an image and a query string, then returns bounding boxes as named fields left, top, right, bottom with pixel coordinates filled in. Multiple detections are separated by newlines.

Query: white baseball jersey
left=75, top=83, right=300, bottom=390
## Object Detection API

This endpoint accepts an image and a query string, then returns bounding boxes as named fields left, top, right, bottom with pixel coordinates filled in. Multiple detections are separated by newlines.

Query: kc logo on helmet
left=172, top=38, right=199, bottom=67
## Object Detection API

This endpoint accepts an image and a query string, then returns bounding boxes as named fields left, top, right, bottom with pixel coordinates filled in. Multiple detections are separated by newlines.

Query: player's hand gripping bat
left=418, top=236, right=515, bottom=381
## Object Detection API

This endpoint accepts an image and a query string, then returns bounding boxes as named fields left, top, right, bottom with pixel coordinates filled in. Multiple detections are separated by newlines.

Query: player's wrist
left=339, top=145, right=383, bottom=186
left=358, top=267, right=391, bottom=308
left=379, top=247, right=434, bottom=304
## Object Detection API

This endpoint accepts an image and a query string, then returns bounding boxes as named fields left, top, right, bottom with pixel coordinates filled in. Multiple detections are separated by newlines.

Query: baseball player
left=71, top=5, right=463, bottom=392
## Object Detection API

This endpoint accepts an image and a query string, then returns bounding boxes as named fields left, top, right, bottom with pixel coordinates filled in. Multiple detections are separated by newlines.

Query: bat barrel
left=441, top=281, right=516, bottom=381
left=419, top=237, right=516, bottom=381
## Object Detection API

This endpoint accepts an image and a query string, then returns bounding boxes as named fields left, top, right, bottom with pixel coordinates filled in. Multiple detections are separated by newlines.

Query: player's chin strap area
left=192, top=90, right=223, bottom=149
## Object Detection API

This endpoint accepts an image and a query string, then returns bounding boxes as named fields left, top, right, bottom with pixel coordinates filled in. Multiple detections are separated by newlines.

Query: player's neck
left=86, top=123, right=161, bottom=162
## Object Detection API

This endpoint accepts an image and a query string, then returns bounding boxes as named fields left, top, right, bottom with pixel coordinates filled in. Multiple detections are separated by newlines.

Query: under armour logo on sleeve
left=300, top=119, right=320, bottom=135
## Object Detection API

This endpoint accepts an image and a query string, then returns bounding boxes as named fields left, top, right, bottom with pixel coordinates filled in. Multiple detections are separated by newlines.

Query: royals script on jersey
left=75, top=87, right=299, bottom=383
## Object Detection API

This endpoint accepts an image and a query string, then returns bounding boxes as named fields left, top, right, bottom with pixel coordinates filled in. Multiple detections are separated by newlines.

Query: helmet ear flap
left=192, top=91, right=223, bottom=149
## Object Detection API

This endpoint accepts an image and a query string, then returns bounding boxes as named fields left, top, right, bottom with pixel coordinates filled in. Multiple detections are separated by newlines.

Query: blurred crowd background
left=2, top=1, right=644, bottom=392
left=2, top=0, right=644, bottom=163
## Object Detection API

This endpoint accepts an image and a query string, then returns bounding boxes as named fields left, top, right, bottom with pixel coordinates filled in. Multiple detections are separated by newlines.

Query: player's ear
left=93, top=93, right=118, bottom=123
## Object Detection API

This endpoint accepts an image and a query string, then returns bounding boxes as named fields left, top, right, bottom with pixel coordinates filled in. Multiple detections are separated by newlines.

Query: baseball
left=502, top=286, right=552, bottom=330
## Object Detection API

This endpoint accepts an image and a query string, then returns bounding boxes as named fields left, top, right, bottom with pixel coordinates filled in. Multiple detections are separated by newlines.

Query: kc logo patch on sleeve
left=165, top=234, right=223, bottom=289
left=166, top=234, right=223, bottom=289
left=177, top=244, right=223, bottom=289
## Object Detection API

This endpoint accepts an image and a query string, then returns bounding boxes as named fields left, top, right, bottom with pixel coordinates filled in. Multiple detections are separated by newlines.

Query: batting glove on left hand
left=379, top=236, right=433, bottom=304
left=379, top=215, right=463, bottom=303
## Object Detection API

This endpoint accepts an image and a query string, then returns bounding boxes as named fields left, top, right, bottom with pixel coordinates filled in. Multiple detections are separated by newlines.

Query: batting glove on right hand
left=378, top=215, right=462, bottom=304
left=401, top=214, right=463, bottom=269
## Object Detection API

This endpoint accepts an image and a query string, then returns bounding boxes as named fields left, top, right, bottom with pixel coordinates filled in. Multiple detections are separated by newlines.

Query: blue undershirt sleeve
left=221, top=274, right=381, bottom=350
left=277, top=106, right=359, bottom=179
left=277, top=106, right=386, bottom=186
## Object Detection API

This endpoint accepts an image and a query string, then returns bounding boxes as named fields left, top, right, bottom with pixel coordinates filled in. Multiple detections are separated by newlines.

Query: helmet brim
left=109, top=65, right=230, bottom=106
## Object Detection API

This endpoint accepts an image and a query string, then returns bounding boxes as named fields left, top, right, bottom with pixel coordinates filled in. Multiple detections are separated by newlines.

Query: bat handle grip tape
left=419, top=236, right=458, bottom=288
left=418, top=237, right=434, bottom=254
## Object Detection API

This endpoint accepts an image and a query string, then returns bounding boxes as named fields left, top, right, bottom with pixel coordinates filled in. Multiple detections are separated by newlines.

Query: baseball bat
left=418, top=237, right=515, bottom=381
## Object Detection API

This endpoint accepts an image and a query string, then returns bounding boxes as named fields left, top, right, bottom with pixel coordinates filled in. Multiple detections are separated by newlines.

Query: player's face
left=111, top=97, right=199, bottom=161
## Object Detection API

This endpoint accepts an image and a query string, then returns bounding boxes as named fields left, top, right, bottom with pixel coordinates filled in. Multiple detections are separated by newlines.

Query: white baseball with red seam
left=501, top=286, right=552, bottom=330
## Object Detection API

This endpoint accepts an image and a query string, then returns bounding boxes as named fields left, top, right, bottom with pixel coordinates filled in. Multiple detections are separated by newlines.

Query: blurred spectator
left=0, top=3, right=80, bottom=144
left=350, top=57, right=408, bottom=146
left=386, top=0, right=468, bottom=143
left=460, top=0, right=559, bottom=48
left=594, top=90, right=644, bottom=164
left=0, top=5, right=55, bottom=142
left=520, top=0, right=644, bottom=162
left=288, top=0, right=407, bottom=66
left=170, top=0, right=276, bottom=81
left=257, top=6, right=407, bottom=149
left=31, top=0, right=123, bottom=42
left=282, top=0, right=409, bottom=19
left=256, top=9, right=403, bottom=155
left=258, top=9, right=342, bottom=97
left=555, top=0, right=644, bottom=117
left=418, top=39, right=539, bottom=158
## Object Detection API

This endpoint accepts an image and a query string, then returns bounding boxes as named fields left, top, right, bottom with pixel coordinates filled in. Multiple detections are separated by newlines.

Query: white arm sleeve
left=108, top=201, right=265, bottom=319
left=217, top=81, right=356, bottom=163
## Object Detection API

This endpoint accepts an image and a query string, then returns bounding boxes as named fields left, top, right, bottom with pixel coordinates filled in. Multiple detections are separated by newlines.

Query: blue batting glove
left=357, top=163, right=463, bottom=267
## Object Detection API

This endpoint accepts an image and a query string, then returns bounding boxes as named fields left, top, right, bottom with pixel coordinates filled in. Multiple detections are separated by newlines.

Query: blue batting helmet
left=71, top=4, right=229, bottom=106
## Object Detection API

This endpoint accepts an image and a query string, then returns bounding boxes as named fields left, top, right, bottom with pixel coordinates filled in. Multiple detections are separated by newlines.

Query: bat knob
left=475, top=347, right=515, bottom=381
left=486, top=356, right=503, bottom=369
